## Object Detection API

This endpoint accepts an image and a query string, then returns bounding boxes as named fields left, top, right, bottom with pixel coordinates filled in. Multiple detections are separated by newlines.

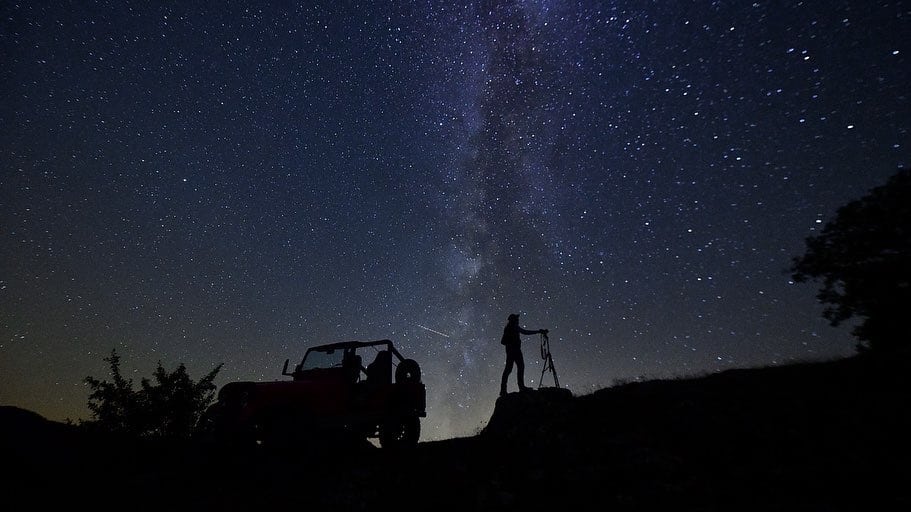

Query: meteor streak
left=416, top=324, right=451, bottom=338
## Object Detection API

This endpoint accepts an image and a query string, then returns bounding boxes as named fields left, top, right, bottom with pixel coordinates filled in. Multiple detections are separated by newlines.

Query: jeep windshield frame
left=299, top=349, right=345, bottom=371
left=296, top=339, right=405, bottom=372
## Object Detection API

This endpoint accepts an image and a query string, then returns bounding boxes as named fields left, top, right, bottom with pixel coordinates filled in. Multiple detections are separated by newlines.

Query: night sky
left=1, top=1, right=908, bottom=441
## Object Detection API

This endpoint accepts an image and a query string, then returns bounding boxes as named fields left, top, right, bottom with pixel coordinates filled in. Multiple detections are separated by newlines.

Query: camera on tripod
left=538, top=330, right=560, bottom=389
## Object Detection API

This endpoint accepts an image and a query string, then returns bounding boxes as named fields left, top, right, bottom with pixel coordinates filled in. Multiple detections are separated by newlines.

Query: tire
left=395, top=359, right=421, bottom=384
left=250, top=409, right=302, bottom=450
left=380, top=416, right=420, bottom=449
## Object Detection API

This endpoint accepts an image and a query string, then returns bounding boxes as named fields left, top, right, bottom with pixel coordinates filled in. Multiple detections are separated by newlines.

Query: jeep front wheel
left=379, top=416, right=420, bottom=449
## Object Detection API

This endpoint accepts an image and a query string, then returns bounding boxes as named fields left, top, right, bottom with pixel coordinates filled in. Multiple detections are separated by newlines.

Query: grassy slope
left=3, top=354, right=908, bottom=510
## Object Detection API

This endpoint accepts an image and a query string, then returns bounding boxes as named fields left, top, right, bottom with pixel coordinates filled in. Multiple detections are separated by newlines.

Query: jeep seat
left=366, top=350, right=392, bottom=385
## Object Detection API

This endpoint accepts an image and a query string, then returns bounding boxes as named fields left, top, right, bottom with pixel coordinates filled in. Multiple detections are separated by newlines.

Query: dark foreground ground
left=3, top=353, right=909, bottom=511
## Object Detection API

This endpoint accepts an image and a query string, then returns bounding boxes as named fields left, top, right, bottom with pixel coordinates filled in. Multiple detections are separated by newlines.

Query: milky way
left=1, top=1, right=908, bottom=440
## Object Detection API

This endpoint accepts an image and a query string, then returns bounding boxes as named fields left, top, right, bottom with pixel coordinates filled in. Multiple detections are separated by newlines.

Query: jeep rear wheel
left=379, top=416, right=420, bottom=449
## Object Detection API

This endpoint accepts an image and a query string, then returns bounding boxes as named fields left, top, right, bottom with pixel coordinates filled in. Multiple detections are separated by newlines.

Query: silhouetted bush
left=83, top=350, right=222, bottom=439
left=792, top=168, right=911, bottom=353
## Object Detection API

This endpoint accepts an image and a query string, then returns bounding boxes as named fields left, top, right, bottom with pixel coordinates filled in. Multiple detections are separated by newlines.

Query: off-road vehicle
left=203, top=339, right=425, bottom=449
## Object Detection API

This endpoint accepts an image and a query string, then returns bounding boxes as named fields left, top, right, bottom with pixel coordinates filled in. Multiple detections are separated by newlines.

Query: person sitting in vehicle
left=342, top=350, right=363, bottom=384
left=366, top=350, right=392, bottom=385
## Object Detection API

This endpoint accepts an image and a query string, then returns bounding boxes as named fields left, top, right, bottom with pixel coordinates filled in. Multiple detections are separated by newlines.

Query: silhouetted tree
left=83, top=350, right=142, bottom=435
left=83, top=350, right=222, bottom=438
left=791, top=168, right=911, bottom=353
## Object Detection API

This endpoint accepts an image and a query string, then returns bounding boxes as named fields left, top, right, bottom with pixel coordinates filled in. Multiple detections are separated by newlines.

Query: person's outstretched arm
left=519, top=327, right=547, bottom=335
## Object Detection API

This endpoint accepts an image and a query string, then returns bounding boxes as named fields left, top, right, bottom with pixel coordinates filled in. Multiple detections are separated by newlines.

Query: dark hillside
left=3, top=354, right=908, bottom=511
left=477, top=355, right=910, bottom=510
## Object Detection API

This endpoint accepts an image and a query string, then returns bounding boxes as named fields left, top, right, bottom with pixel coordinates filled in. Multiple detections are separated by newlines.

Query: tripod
left=538, top=332, right=560, bottom=389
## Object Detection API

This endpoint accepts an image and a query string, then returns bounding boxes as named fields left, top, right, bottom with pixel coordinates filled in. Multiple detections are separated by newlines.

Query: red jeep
left=203, top=339, right=425, bottom=449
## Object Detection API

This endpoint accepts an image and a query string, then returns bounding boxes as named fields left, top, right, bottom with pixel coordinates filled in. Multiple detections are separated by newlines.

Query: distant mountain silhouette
left=3, top=354, right=908, bottom=511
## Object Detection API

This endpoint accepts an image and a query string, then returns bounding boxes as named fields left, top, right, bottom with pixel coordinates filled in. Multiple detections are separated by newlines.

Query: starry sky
left=1, top=1, right=908, bottom=441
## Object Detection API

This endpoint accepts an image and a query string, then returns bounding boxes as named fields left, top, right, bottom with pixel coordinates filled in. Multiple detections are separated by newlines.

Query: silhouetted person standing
left=500, top=313, right=548, bottom=397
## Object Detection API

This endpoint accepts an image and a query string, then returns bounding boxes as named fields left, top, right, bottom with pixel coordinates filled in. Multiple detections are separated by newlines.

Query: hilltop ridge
left=3, top=354, right=908, bottom=510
